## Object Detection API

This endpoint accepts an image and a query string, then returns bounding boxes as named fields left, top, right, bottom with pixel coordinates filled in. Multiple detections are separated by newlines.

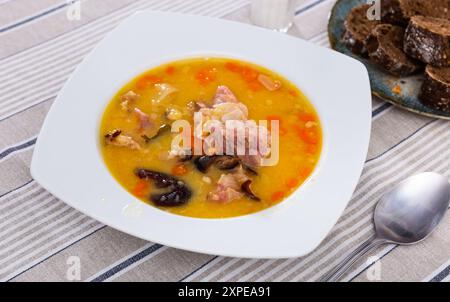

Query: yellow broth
left=100, top=57, right=322, bottom=218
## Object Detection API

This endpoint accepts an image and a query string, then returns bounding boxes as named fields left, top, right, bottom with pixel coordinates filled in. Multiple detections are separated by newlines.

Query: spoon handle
left=320, top=236, right=386, bottom=282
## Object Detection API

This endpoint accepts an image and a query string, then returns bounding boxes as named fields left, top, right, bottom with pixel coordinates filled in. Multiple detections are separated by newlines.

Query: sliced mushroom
left=105, top=129, right=122, bottom=140
left=241, top=180, right=260, bottom=201
left=151, top=185, right=191, bottom=207
left=178, top=154, right=193, bottom=162
left=193, top=155, right=217, bottom=173
left=135, top=169, right=177, bottom=188
left=214, top=156, right=240, bottom=170
left=192, top=155, right=242, bottom=173
left=135, top=168, right=192, bottom=207
left=243, top=165, right=258, bottom=176
left=141, top=124, right=171, bottom=143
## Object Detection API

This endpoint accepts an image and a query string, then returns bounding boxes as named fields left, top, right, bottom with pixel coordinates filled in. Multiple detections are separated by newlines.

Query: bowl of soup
left=100, top=57, right=322, bottom=218
left=31, top=11, right=371, bottom=258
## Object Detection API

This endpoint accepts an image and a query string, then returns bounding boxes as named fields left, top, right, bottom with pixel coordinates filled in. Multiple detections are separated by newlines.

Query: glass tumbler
left=250, top=0, right=296, bottom=33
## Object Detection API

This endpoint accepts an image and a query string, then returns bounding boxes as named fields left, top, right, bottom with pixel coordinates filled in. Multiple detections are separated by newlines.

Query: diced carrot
left=296, top=127, right=318, bottom=144
left=266, top=115, right=286, bottom=134
left=165, top=66, right=176, bottom=75
left=271, top=191, right=285, bottom=202
left=196, top=67, right=216, bottom=86
left=225, top=62, right=242, bottom=73
left=135, top=74, right=162, bottom=90
left=247, top=80, right=263, bottom=91
left=299, top=167, right=313, bottom=178
left=300, top=129, right=319, bottom=145
left=172, top=164, right=188, bottom=176
left=266, top=115, right=282, bottom=122
left=241, top=66, right=259, bottom=82
left=306, top=144, right=318, bottom=154
left=149, top=75, right=162, bottom=82
left=279, top=126, right=288, bottom=136
left=132, top=180, right=149, bottom=197
left=288, top=89, right=298, bottom=97
left=136, top=78, right=148, bottom=90
left=286, top=178, right=299, bottom=189
left=297, top=112, right=316, bottom=122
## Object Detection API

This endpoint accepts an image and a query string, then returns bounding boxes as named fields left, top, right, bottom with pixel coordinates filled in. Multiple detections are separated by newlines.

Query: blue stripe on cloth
left=0, top=2, right=70, bottom=33
left=430, top=264, right=450, bottom=282
left=0, top=137, right=37, bottom=161
left=295, top=0, right=327, bottom=15
left=90, top=244, right=164, bottom=282
left=0, top=179, right=34, bottom=199
left=178, top=256, right=219, bottom=282
left=372, top=103, right=392, bottom=117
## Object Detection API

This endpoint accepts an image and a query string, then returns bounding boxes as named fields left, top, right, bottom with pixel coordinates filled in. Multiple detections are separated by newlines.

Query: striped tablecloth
left=0, top=0, right=449, bottom=282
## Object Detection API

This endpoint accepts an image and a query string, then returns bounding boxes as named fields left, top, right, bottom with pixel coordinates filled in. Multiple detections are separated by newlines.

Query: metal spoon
left=321, top=172, right=450, bottom=282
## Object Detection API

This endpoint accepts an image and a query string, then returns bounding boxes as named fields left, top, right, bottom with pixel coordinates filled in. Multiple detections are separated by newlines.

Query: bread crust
left=404, top=16, right=450, bottom=67
left=420, top=66, right=450, bottom=112
left=381, top=0, right=450, bottom=26
left=381, top=0, right=409, bottom=26
left=367, top=24, right=422, bottom=76
left=343, top=4, right=381, bottom=56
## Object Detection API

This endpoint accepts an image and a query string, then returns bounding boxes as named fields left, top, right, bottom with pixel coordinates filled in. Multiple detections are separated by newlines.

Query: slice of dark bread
left=420, top=65, right=450, bottom=112
left=404, top=16, right=450, bottom=67
left=380, top=0, right=409, bottom=25
left=366, top=24, right=422, bottom=76
left=343, top=4, right=381, bottom=55
left=381, top=0, right=450, bottom=26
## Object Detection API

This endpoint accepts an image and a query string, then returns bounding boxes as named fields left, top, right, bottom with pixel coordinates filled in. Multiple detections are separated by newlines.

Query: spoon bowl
left=375, top=172, right=450, bottom=244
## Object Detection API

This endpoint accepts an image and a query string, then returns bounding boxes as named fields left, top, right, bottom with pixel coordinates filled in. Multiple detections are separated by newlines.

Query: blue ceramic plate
left=328, top=0, right=450, bottom=120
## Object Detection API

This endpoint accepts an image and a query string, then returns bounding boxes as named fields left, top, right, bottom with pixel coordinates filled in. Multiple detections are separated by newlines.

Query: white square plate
left=31, top=11, right=371, bottom=258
